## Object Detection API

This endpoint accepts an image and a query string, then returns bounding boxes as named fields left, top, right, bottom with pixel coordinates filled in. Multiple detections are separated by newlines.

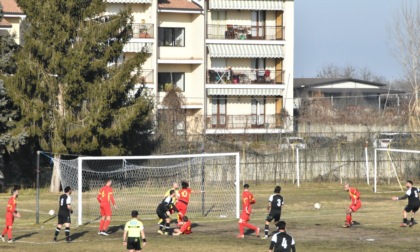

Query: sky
left=294, top=0, right=418, bottom=81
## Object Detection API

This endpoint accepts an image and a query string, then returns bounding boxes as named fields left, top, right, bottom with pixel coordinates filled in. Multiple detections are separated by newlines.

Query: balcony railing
left=139, top=69, right=154, bottom=84
left=207, top=114, right=284, bottom=130
left=207, top=69, right=284, bottom=84
left=207, top=24, right=284, bottom=40
left=132, top=23, right=154, bottom=39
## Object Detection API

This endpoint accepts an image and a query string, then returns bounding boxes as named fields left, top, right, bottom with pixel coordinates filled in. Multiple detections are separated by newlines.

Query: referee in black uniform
left=53, top=186, right=73, bottom=242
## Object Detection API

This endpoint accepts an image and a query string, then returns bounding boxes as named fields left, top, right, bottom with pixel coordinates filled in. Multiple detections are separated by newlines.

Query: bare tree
left=390, top=2, right=420, bottom=132
left=317, top=63, right=386, bottom=83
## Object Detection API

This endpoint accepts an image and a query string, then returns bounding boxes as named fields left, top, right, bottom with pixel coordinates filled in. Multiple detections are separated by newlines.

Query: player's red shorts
left=100, top=205, right=112, bottom=216
left=349, top=200, right=362, bottom=212
left=5, top=213, right=14, bottom=226
left=239, top=212, right=250, bottom=222
left=176, top=201, right=188, bottom=217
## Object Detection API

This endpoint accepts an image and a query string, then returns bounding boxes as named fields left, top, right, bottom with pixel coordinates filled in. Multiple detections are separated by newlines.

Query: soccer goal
left=374, top=148, right=420, bottom=193
left=50, top=153, right=240, bottom=225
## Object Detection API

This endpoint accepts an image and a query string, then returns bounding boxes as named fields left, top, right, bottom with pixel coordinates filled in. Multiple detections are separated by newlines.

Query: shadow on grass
left=14, top=232, right=38, bottom=241
left=107, top=225, right=124, bottom=234
left=69, top=231, right=88, bottom=241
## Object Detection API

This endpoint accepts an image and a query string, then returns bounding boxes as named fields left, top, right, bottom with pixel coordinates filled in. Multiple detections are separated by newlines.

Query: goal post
left=374, top=148, right=420, bottom=193
left=53, top=152, right=240, bottom=226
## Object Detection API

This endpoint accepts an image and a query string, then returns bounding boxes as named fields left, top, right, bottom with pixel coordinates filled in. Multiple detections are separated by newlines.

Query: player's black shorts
left=156, top=209, right=169, bottom=220
left=266, top=211, right=281, bottom=222
left=127, top=237, right=141, bottom=251
left=57, top=213, right=71, bottom=225
left=405, top=204, right=420, bottom=213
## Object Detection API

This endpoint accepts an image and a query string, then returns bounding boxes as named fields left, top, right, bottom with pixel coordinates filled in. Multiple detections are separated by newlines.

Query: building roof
left=0, top=18, right=12, bottom=28
left=158, top=0, right=202, bottom=10
left=0, top=0, right=24, bottom=14
left=294, top=78, right=386, bottom=88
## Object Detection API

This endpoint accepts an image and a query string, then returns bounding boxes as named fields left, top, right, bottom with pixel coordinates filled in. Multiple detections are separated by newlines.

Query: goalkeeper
left=156, top=190, right=178, bottom=235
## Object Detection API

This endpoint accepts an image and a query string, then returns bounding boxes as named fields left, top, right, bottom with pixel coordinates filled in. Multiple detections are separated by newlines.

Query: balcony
left=207, top=69, right=284, bottom=84
left=139, top=69, right=154, bottom=84
left=207, top=24, right=284, bottom=40
left=131, top=23, right=154, bottom=39
left=207, top=114, right=284, bottom=130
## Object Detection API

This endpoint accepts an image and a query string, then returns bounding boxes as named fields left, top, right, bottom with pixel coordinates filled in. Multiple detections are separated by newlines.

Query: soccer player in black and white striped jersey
left=269, top=221, right=296, bottom=252
left=53, top=186, right=73, bottom=242
left=262, top=186, right=284, bottom=239
left=392, top=180, right=420, bottom=227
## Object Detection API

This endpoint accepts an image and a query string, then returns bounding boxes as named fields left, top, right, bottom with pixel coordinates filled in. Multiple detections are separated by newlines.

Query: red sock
left=103, top=220, right=111, bottom=230
left=239, top=223, right=244, bottom=235
left=7, top=228, right=12, bottom=240
left=99, top=220, right=105, bottom=231
left=243, top=222, right=258, bottom=231
left=2, top=227, right=7, bottom=236
left=346, top=214, right=352, bottom=224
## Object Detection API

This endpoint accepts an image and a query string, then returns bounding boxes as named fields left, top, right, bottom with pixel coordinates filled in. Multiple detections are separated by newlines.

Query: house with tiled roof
left=0, top=0, right=25, bottom=44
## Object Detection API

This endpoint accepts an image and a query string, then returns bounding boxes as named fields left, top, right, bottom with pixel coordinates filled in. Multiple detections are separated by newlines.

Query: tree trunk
left=49, top=154, right=61, bottom=192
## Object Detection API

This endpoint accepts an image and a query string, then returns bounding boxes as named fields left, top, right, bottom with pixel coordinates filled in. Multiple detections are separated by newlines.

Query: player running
left=173, top=216, right=192, bottom=236
left=97, top=179, right=117, bottom=235
left=392, top=180, right=420, bottom=227
left=268, top=221, right=296, bottom=252
left=262, top=185, right=284, bottom=239
left=343, top=183, right=361, bottom=228
left=1, top=188, right=20, bottom=243
left=123, top=210, right=146, bottom=252
left=53, top=186, right=73, bottom=242
left=156, top=190, right=178, bottom=235
left=237, top=184, right=260, bottom=238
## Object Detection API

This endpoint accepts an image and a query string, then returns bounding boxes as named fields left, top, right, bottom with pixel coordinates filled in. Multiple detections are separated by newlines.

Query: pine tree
left=4, top=0, right=155, bottom=190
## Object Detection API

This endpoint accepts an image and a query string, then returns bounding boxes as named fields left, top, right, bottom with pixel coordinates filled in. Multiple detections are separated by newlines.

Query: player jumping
left=262, top=185, right=284, bottom=239
left=392, top=180, right=420, bottom=227
left=1, top=188, right=20, bottom=243
left=343, top=183, right=361, bottom=228
left=237, top=184, right=260, bottom=238
left=97, top=179, right=117, bottom=235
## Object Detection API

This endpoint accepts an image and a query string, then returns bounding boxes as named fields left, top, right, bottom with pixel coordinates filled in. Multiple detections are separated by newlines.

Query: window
left=158, top=72, right=185, bottom=92
left=251, top=97, right=265, bottom=127
left=212, top=96, right=226, bottom=128
left=158, top=28, right=185, bottom=46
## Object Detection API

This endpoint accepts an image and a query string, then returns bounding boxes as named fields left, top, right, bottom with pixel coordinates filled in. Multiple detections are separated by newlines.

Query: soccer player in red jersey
left=97, top=179, right=117, bottom=235
left=343, top=183, right=362, bottom=228
left=173, top=216, right=192, bottom=235
left=175, top=181, right=192, bottom=223
left=237, top=184, right=260, bottom=238
left=1, top=188, right=21, bottom=243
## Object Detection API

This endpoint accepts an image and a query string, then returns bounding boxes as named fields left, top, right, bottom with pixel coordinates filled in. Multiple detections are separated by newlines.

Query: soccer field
left=0, top=182, right=418, bottom=252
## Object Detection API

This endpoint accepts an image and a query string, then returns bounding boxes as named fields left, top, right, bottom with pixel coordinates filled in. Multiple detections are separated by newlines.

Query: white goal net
left=374, top=148, right=420, bottom=193
left=51, top=153, right=240, bottom=225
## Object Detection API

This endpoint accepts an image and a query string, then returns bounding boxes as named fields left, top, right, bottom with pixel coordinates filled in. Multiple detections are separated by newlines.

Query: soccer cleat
left=98, top=231, right=102, bottom=235
left=409, top=222, right=413, bottom=227
left=53, top=237, right=57, bottom=242
left=400, top=223, right=408, bottom=227
left=0, top=236, right=5, bottom=242
left=8, top=239, right=14, bottom=243
left=157, top=230, right=163, bottom=235
left=66, top=238, right=72, bottom=243
left=236, top=234, right=244, bottom=238
left=100, top=231, right=109, bottom=236
left=261, top=235, right=269, bottom=240
left=256, top=228, right=260, bottom=237
left=164, top=232, right=169, bottom=236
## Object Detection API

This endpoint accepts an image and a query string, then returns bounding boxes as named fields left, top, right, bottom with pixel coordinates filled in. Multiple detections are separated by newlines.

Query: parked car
left=280, top=137, right=307, bottom=149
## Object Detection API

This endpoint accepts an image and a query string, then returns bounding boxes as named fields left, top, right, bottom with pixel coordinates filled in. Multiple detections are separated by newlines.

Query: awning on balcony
left=208, top=44, right=283, bottom=58
left=209, top=0, right=283, bottom=10
left=207, top=87, right=283, bottom=96
left=123, top=42, right=153, bottom=53
left=106, top=0, right=152, bottom=3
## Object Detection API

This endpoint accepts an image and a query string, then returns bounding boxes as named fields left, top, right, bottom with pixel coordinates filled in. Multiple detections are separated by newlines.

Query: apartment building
left=0, top=0, right=25, bottom=44
left=104, top=0, right=294, bottom=136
